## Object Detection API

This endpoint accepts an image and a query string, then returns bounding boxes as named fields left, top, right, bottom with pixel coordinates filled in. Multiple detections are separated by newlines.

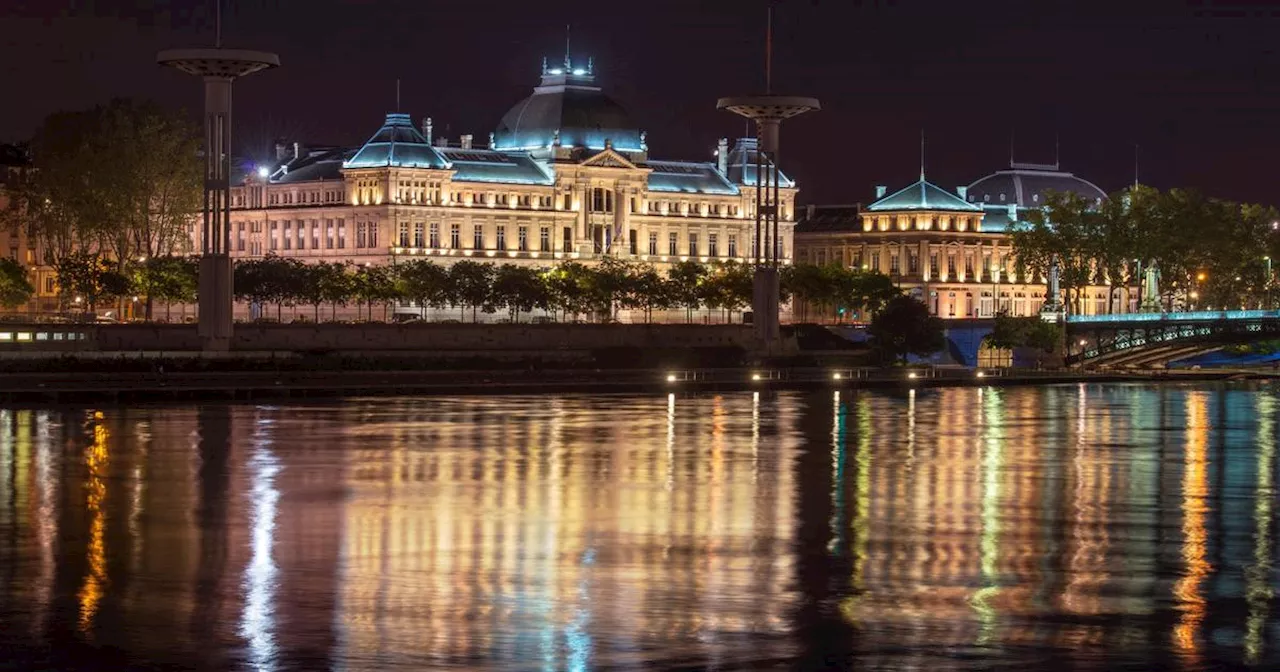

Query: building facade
left=794, top=162, right=1126, bottom=320
left=222, top=57, right=798, bottom=300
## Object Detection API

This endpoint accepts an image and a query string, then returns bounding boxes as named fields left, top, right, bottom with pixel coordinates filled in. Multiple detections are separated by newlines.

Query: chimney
left=460, top=134, right=473, bottom=150
left=434, top=136, right=448, bottom=148
left=274, top=140, right=288, bottom=163
left=806, top=204, right=815, bottom=220
left=422, top=117, right=433, bottom=144
left=716, top=137, right=728, bottom=174
left=293, top=142, right=301, bottom=161
left=875, top=185, right=887, bottom=199
left=957, top=186, right=968, bottom=200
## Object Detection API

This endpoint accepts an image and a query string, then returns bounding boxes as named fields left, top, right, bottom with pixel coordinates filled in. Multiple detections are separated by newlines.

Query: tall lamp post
left=1265, top=256, right=1272, bottom=309
left=157, top=33, right=278, bottom=350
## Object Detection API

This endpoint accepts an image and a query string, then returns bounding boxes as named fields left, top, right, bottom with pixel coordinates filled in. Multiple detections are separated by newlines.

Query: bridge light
left=751, top=373, right=761, bottom=381
left=666, top=374, right=677, bottom=383
left=832, top=372, right=842, bottom=380
left=907, top=372, right=918, bottom=379
left=975, top=371, right=986, bottom=378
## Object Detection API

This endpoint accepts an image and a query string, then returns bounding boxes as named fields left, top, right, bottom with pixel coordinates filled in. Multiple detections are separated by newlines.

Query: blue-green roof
left=723, top=138, right=794, bottom=187
left=866, top=178, right=981, bottom=212
left=437, top=147, right=554, bottom=186
left=344, top=113, right=448, bottom=169
left=646, top=160, right=739, bottom=195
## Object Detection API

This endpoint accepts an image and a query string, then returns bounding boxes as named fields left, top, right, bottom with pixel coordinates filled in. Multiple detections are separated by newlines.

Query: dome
left=965, top=162, right=1108, bottom=231
left=492, top=57, right=644, bottom=153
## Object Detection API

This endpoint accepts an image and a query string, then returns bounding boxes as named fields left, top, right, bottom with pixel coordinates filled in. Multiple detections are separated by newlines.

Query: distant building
left=794, top=161, right=1126, bottom=320
left=220, top=55, right=799, bottom=319
left=0, top=144, right=59, bottom=313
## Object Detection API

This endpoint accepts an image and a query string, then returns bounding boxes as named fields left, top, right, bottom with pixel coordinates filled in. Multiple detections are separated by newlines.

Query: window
left=496, top=225, right=507, bottom=250
left=44, top=276, right=55, bottom=294
left=964, top=254, right=974, bottom=277
left=930, top=253, right=939, bottom=276
left=563, top=193, right=572, bottom=210
left=708, top=233, right=718, bottom=257
left=297, top=223, right=306, bottom=250
left=629, top=230, right=638, bottom=255
left=728, top=234, right=737, bottom=258
left=368, top=222, right=378, bottom=248
left=668, top=232, right=678, bottom=256
left=450, top=223, right=460, bottom=249
left=518, top=226, right=528, bottom=251
left=399, top=222, right=410, bottom=247
left=540, top=226, right=551, bottom=252
left=590, top=187, right=614, bottom=212
left=337, top=219, right=346, bottom=249
left=326, top=220, right=335, bottom=249
left=473, top=224, right=484, bottom=249
left=871, top=252, right=880, bottom=272
left=947, top=254, right=957, bottom=277
left=688, top=233, right=698, bottom=257
left=284, top=221, right=293, bottom=250
left=414, top=223, right=425, bottom=248
left=563, top=226, right=573, bottom=252
left=311, top=220, right=320, bottom=250
left=889, top=251, right=900, bottom=275
left=428, top=223, right=439, bottom=248
left=908, top=251, right=919, bottom=274
left=270, top=221, right=279, bottom=250
left=648, top=232, right=658, bottom=255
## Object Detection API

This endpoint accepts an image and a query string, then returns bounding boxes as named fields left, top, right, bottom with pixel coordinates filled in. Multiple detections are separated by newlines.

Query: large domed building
left=964, top=161, right=1108, bottom=231
left=210, top=54, right=801, bottom=321
left=794, top=158, right=1126, bottom=321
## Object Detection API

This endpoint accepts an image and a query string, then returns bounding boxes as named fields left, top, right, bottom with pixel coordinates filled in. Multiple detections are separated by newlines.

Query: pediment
left=580, top=148, right=638, bottom=170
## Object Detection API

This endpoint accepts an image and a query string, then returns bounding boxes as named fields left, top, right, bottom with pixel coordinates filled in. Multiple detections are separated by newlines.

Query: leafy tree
left=316, top=262, right=354, bottom=321
left=592, top=257, right=634, bottom=321
left=627, top=264, right=671, bottom=323
left=868, top=295, right=945, bottom=364
left=667, top=260, right=707, bottom=322
left=448, top=260, right=494, bottom=322
left=53, top=251, right=131, bottom=313
left=984, top=313, right=1060, bottom=353
left=0, top=258, right=34, bottom=309
left=133, top=255, right=197, bottom=320
left=398, top=259, right=449, bottom=318
left=545, top=261, right=594, bottom=321
left=490, top=264, right=547, bottom=322
left=351, top=264, right=398, bottom=321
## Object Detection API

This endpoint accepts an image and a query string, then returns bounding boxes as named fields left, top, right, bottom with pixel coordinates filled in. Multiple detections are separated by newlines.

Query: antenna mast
left=215, top=0, right=221, bottom=48
left=765, top=4, right=773, bottom=94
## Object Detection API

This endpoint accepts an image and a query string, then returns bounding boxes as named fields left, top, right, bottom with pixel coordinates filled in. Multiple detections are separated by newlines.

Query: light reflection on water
left=0, top=384, right=1278, bottom=669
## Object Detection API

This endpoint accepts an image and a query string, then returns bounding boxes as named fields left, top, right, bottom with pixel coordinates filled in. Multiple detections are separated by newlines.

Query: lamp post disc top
left=157, top=48, right=279, bottom=77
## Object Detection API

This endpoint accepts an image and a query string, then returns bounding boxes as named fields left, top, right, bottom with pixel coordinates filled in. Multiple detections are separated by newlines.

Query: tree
left=448, top=260, right=494, bottom=322
left=984, top=313, right=1060, bottom=353
left=667, top=260, right=707, bottom=322
left=398, top=259, right=449, bottom=318
left=626, top=264, right=671, bottom=323
left=352, top=264, right=398, bottom=321
left=868, top=295, right=945, bottom=364
left=490, top=264, right=547, bottom=322
left=53, top=251, right=131, bottom=313
left=315, top=262, right=354, bottom=321
left=545, top=261, right=594, bottom=321
left=0, top=258, right=34, bottom=309
left=135, top=255, right=197, bottom=321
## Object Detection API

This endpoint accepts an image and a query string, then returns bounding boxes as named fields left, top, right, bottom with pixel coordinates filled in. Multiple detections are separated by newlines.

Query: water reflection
left=0, top=385, right=1278, bottom=669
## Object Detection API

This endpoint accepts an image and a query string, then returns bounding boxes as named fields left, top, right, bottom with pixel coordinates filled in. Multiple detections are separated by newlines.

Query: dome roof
left=965, top=162, right=1107, bottom=231
left=492, top=58, right=643, bottom=152
left=344, top=113, right=448, bottom=170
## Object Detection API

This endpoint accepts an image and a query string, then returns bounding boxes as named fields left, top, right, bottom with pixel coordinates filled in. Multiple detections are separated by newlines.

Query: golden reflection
left=78, top=410, right=110, bottom=635
left=1173, top=392, right=1210, bottom=660
left=1244, top=392, right=1275, bottom=665
left=972, top=387, right=1004, bottom=646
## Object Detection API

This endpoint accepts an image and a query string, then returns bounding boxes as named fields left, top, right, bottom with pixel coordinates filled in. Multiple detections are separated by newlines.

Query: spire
left=395, top=78, right=401, bottom=112
left=1054, top=132, right=1060, bottom=169
left=919, top=128, right=926, bottom=181
left=1009, top=128, right=1015, bottom=167
left=214, top=0, right=222, bottom=48
left=541, top=56, right=548, bottom=75
left=765, top=3, right=774, bottom=94
left=1133, top=143, right=1139, bottom=188
left=564, top=24, right=571, bottom=69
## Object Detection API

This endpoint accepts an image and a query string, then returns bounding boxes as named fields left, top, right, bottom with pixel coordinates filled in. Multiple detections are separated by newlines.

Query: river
left=0, top=383, right=1276, bottom=670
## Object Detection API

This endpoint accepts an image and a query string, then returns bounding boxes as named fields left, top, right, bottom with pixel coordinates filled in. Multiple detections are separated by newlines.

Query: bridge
left=1066, top=310, right=1280, bottom=367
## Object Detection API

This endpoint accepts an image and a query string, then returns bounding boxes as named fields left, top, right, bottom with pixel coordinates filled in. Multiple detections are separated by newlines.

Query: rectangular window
left=356, top=223, right=366, bottom=249
left=965, top=254, right=974, bottom=277
left=563, top=193, right=572, bottom=210
left=428, top=223, right=439, bottom=248
left=450, top=223, right=460, bottom=249
left=496, top=225, right=507, bottom=250
left=540, top=226, right=550, bottom=252
left=688, top=233, right=698, bottom=257
left=728, top=234, right=737, bottom=258
left=668, top=232, right=678, bottom=256
left=648, top=232, right=658, bottom=255
left=312, top=220, right=320, bottom=250
left=563, top=226, right=573, bottom=253
left=473, top=224, right=484, bottom=249
left=297, top=223, right=305, bottom=250
left=337, top=220, right=346, bottom=249
left=930, top=253, right=939, bottom=276
left=890, top=252, right=900, bottom=275
left=629, top=230, right=638, bottom=255
left=414, top=223, right=426, bottom=248
left=871, top=252, right=880, bottom=272
left=399, top=222, right=410, bottom=247
left=368, top=222, right=378, bottom=248
left=908, top=251, right=919, bottom=274
left=44, top=276, right=55, bottom=294
left=708, top=233, right=718, bottom=257
left=270, top=221, right=279, bottom=250
left=518, top=226, right=528, bottom=251
left=947, top=254, right=957, bottom=276
left=326, top=220, right=335, bottom=249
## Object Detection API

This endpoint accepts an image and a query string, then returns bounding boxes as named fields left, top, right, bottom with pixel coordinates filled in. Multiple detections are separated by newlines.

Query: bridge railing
left=1068, top=310, right=1280, bottom=325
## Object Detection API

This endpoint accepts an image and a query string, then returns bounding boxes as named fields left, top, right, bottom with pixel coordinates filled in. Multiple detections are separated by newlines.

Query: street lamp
left=1265, top=256, right=1273, bottom=309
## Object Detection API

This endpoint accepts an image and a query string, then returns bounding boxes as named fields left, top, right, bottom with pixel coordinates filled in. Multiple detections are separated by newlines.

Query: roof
left=866, top=178, right=981, bottom=212
left=723, top=138, right=795, bottom=187
left=273, top=147, right=352, bottom=183
left=344, top=113, right=448, bottom=169
left=645, top=160, right=739, bottom=195
left=492, top=58, right=643, bottom=152
left=794, top=205, right=861, bottom=234
left=965, top=163, right=1108, bottom=231
left=436, top=147, right=554, bottom=186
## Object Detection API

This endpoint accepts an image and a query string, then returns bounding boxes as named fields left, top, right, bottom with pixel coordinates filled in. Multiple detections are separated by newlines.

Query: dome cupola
left=492, top=56, right=644, bottom=155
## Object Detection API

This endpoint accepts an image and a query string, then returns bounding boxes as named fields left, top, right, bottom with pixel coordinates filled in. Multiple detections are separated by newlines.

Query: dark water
left=1, top=384, right=1278, bottom=670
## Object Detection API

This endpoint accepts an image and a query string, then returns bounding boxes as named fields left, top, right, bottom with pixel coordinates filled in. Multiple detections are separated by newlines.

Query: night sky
left=5, top=0, right=1280, bottom=206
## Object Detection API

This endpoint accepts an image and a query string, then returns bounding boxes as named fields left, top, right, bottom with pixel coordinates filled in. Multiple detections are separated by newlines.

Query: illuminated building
left=0, top=145, right=58, bottom=313
left=221, top=55, right=799, bottom=319
left=793, top=161, right=1124, bottom=319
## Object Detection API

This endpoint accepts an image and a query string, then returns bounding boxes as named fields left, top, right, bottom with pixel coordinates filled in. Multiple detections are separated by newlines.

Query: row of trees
left=1012, top=186, right=1280, bottom=312
left=230, top=257, right=900, bottom=323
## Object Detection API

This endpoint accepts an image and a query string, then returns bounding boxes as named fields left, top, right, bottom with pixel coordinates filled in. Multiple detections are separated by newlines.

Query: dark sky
left=5, top=0, right=1280, bottom=206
